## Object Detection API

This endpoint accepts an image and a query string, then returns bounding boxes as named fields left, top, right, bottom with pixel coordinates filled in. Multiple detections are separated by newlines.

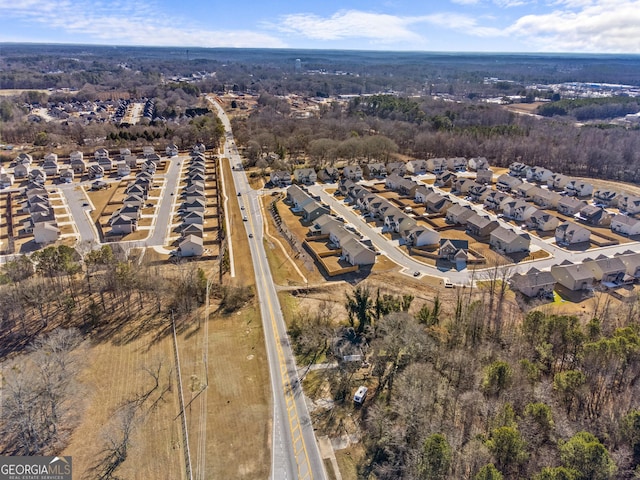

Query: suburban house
left=70, top=151, right=83, bottom=163
left=142, top=146, right=155, bottom=158
left=342, top=165, right=363, bottom=181
left=557, top=196, right=587, bottom=216
left=618, top=194, right=640, bottom=215
left=577, top=205, right=611, bottom=227
left=425, top=192, right=453, bottom=213
left=467, top=183, right=490, bottom=202
left=178, top=235, right=204, bottom=257
left=551, top=262, right=594, bottom=292
left=466, top=213, right=499, bottom=239
left=118, top=148, right=132, bottom=158
left=584, top=255, right=627, bottom=284
left=357, top=194, right=378, bottom=213
left=484, top=191, right=513, bottom=211
left=166, top=144, right=179, bottom=157
left=383, top=207, right=416, bottom=233
left=110, top=213, right=138, bottom=235
left=192, top=142, right=206, bottom=154
left=527, top=210, right=560, bottom=231
left=496, top=174, right=523, bottom=192
left=555, top=222, right=591, bottom=245
left=97, top=157, right=114, bottom=172
left=123, top=194, right=145, bottom=208
left=434, top=171, right=456, bottom=187
left=406, top=159, right=428, bottom=175
left=547, top=173, right=572, bottom=190
left=270, top=170, right=292, bottom=187
left=438, top=239, right=469, bottom=269
left=510, top=267, right=556, bottom=298
left=533, top=189, right=563, bottom=209
left=330, top=228, right=357, bottom=249
left=502, top=199, right=537, bottom=222
left=593, top=189, right=620, bottom=207
left=183, top=198, right=207, bottom=213
left=117, top=163, right=132, bottom=177
left=516, top=183, right=542, bottom=200
left=59, top=168, right=74, bottom=183
left=293, top=168, right=317, bottom=185
left=414, top=185, right=433, bottom=204
left=182, top=223, right=204, bottom=238
left=0, top=173, right=15, bottom=188
left=362, top=163, right=387, bottom=179
left=426, top=158, right=447, bottom=174
left=71, top=157, right=86, bottom=174
left=446, top=204, right=475, bottom=225
left=124, top=155, right=138, bottom=168
left=94, top=148, right=109, bottom=160
left=309, top=214, right=343, bottom=236
left=564, top=179, right=594, bottom=198
left=508, top=162, right=528, bottom=177
left=385, top=174, right=405, bottom=191
left=395, top=177, right=419, bottom=197
left=286, top=185, right=311, bottom=209
left=317, top=167, right=340, bottom=183
left=372, top=200, right=394, bottom=219
left=490, top=227, right=531, bottom=254
left=29, top=169, right=46, bottom=185
left=182, top=211, right=204, bottom=225
left=33, top=221, right=60, bottom=245
left=446, top=157, right=467, bottom=172
left=14, top=163, right=30, bottom=178
left=42, top=157, right=59, bottom=176
left=526, top=166, right=553, bottom=184
left=302, top=201, right=330, bottom=224
left=341, top=238, right=376, bottom=266
left=611, top=214, right=640, bottom=236
left=475, top=169, right=493, bottom=185
left=618, top=253, right=640, bottom=279
left=406, top=226, right=440, bottom=247
left=452, top=177, right=476, bottom=195
left=468, top=157, right=489, bottom=171
left=386, top=162, right=406, bottom=176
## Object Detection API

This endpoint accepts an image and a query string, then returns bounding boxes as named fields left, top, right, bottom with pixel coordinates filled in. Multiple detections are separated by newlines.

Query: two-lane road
left=209, top=96, right=327, bottom=480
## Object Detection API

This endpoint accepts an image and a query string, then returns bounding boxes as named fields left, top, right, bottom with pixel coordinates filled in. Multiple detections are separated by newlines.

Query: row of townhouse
left=511, top=252, right=640, bottom=298
left=109, top=169, right=156, bottom=235
left=508, top=161, right=640, bottom=215
left=307, top=214, right=376, bottom=266
left=270, top=156, right=493, bottom=188
left=175, top=152, right=209, bottom=256
left=22, top=183, right=60, bottom=244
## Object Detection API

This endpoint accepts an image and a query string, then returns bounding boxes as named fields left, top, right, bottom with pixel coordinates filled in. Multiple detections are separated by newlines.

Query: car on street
left=243, top=216, right=248, bottom=221
left=248, top=233, right=253, bottom=238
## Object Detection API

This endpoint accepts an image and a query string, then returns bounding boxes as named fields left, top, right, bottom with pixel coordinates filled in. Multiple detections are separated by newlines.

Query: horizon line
left=1, top=41, right=640, bottom=57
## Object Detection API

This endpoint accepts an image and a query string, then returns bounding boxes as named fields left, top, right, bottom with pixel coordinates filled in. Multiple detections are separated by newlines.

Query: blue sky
left=1, top=0, right=639, bottom=53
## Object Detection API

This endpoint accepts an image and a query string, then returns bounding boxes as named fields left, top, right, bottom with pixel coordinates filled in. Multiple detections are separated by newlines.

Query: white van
left=354, top=386, right=368, bottom=404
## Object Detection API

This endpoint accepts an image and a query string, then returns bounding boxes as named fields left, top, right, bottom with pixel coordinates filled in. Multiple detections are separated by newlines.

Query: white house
left=611, top=214, right=640, bottom=236
left=618, top=194, right=640, bottom=215
left=33, top=221, right=60, bottom=245
left=179, top=234, right=204, bottom=257
left=555, top=222, right=590, bottom=245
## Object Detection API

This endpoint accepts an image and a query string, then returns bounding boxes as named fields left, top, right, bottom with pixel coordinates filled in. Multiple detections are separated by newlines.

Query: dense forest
left=232, top=93, right=640, bottom=183
left=290, top=282, right=640, bottom=480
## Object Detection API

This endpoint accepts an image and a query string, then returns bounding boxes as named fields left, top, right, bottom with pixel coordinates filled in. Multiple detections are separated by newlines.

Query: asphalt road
left=209, top=96, right=327, bottom=480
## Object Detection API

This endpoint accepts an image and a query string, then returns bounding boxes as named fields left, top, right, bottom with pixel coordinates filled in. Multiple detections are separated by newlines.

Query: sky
left=1, top=0, right=639, bottom=53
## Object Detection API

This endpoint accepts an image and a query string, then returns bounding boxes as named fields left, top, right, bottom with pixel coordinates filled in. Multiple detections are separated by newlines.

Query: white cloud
left=450, top=0, right=481, bottom=5
left=507, top=0, right=640, bottom=52
left=0, top=0, right=286, bottom=48
left=272, top=9, right=504, bottom=44
left=273, top=10, right=425, bottom=43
